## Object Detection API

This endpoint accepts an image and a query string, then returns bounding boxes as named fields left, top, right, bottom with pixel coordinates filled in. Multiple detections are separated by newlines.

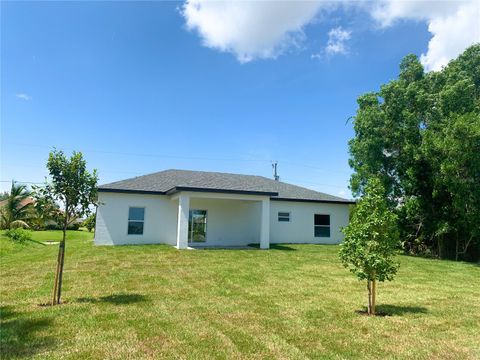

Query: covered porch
left=171, top=191, right=271, bottom=250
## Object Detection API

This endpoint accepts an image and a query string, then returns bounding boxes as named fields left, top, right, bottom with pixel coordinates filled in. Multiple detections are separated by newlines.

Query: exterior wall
left=95, top=192, right=178, bottom=245
left=95, top=191, right=351, bottom=246
left=189, top=198, right=261, bottom=246
left=269, top=200, right=351, bottom=244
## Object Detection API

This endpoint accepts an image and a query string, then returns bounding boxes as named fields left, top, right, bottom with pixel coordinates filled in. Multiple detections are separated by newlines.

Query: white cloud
left=325, top=26, right=351, bottom=55
left=181, top=0, right=479, bottom=69
left=372, top=0, right=480, bottom=71
left=16, top=93, right=32, bottom=101
left=182, top=0, right=328, bottom=62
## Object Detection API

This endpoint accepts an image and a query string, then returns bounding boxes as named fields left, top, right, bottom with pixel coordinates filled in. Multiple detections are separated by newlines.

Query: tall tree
left=0, top=182, right=33, bottom=229
left=38, top=150, right=98, bottom=305
left=339, top=178, right=400, bottom=315
left=348, top=44, right=480, bottom=260
left=425, top=112, right=480, bottom=260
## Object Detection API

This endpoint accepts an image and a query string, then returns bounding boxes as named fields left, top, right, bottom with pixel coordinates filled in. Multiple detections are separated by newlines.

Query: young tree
left=339, top=178, right=400, bottom=315
left=0, top=182, right=33, bottom=229
left=38, top=149, right=98, bottom=305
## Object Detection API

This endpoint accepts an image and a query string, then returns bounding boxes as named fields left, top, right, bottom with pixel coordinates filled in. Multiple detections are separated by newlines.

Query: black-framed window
left=278, top=212, right=290, bottom=222
left=314, top=214, right=330, bottom=237
left=128, top=207, right=145, bottom=235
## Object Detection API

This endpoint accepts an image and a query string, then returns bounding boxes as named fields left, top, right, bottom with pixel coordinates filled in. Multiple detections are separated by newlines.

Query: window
left=314, top=214, right=330, bottom=237
left=128, top=207, right=144, bottom=235
left=278, top=212, right=290, bottom=222
left=189, top=209, right=207, bottom=243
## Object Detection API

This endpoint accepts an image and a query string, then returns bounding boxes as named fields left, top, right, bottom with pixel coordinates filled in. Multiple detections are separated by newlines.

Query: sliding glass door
left=188, top=209, right=207, bottom=243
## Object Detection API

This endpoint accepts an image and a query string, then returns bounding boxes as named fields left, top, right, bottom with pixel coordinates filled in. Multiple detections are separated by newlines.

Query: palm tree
left=0, top=182, right=33, bottom=229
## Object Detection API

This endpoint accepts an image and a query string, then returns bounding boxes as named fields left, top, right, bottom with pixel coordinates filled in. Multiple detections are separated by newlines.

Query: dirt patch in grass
left=355, top=309, right=390, bottom=317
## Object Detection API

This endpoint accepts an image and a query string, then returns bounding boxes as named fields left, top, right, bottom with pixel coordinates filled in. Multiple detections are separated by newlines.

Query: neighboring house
left=0, top=197, right=35, bottom=209
left=95, top=169, right=354, bottom=249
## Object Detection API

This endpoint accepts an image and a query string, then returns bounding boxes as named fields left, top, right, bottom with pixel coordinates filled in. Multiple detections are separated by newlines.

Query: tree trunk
left=371, top=279, right=376, bottom=316
left=57, top=213, right=68, bottom=304
left=455, top=236, right=459, bottom=261
left=457, top=235, right=474, bottom=261
left=51, top=245, right=61, bottom=305
left=52, top=208, right=68, bottom=305
left=438, top=235, right=444, bottom=259
left=367, top=280, right=372, bottom=315
left=56, top=239, right=66, bottom=304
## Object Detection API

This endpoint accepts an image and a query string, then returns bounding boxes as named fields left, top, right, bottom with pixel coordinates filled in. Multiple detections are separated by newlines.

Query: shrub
left=83, top=214, right=96, bottom=232
left=67, top=223, right=80, bottom=231
left=5, top=228, right=32, bottom=243
left=44, top=222, right=80, bottom=230
left=45, top=222, right=60, bottom=230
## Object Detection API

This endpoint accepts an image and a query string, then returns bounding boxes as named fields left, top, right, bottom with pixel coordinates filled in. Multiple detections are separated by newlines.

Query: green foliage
left=67, top=222, right=80, bottom=231
left=4, top=228, right=32, bottom=243
left=0, top=191, right=9, bottom=201
left=30, top=190, right=61, bottom=230
left=0, top=183, right=33, bottom=230
left=340, top=178, right=400, bottom=282
left=348, top=44, right=480, bottom=261
left=83, top=213, right=96, bottom=232
left=37, top=149, right=98, bottom=231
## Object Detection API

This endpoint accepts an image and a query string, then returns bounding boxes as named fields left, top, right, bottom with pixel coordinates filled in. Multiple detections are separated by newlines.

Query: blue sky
left=1, top=1, right=478, bottom=197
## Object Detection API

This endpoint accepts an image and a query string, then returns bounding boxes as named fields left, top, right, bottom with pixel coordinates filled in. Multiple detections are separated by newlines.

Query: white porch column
left=260, top=198, right=270, bottom=249
left=176, top=194, right=190, bottom=249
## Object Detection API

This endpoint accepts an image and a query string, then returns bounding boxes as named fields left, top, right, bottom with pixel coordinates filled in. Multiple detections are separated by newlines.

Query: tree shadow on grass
left=76, top=293, right=148, bottom=305
left=0, top=305, right=55, bottom=359
left=356, top=304, right=428, bottom=316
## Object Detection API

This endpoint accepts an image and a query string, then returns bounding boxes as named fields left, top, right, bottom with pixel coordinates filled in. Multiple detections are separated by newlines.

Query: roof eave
left=98, top=188, right=166, bottom=195
left=271, top=197, right=356, bottom=205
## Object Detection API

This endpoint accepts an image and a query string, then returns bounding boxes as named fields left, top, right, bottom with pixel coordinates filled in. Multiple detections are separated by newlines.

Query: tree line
left=348, top=44, right=480, bottom=261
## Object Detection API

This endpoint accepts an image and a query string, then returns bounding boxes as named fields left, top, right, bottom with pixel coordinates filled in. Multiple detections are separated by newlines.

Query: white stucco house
left=94, top=169, right=354, bottom=249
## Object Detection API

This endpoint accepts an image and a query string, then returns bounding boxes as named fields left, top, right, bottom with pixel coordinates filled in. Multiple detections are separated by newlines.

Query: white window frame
left=127, top=207, right=145, bottom=236
left=278, top=211, right=291, bottom=222
left=314, top=213, right=330, bottom=238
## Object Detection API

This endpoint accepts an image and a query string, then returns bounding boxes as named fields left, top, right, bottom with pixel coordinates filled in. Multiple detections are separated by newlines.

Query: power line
left=4, top=141, right=352, bottom=175
left=0, top=180, right=44, bottom=184
left=4, top=142, right=271, bottom=163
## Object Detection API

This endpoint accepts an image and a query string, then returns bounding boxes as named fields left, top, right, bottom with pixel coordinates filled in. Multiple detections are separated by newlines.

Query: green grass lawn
left=1, top=230, right=479, bottom=359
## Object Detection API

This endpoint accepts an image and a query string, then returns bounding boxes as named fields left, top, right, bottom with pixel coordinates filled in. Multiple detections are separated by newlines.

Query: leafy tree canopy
left=348, top=44, right=480, bottom=261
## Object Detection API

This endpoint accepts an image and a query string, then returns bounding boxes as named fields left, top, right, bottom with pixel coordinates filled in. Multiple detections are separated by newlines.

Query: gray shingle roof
left=99, top=169, right=354, bottom=204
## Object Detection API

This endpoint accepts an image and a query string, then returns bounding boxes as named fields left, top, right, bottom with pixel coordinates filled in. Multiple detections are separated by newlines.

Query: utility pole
left=272, top=161, right=280, bottom=181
